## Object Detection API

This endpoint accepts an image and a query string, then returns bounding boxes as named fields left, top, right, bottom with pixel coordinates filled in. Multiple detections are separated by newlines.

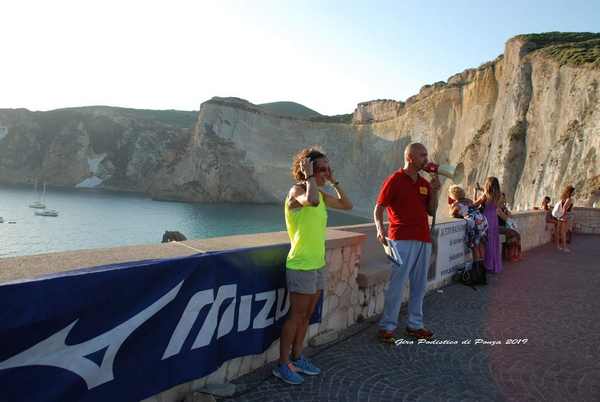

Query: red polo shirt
left=376, top=169, right=432, bottom=243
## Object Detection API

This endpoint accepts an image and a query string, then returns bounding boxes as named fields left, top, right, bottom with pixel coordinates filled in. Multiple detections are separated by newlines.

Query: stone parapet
left=573, top=207, right=600, bottom=234
left=0, top=227, right=365, bottom=402
left=510, top=210, right=553, bottom=251
left=2, top=207, right=571, bottom=402
left=139, top=229, right=364, bottom=402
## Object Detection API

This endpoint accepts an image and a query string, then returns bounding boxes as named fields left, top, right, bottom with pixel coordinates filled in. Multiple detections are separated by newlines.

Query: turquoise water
left=0, top=184, right=368, bottom=258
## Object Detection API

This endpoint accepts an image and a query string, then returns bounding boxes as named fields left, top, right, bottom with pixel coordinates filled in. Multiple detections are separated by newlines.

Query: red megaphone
left=423, top=162, right=439, bottom=173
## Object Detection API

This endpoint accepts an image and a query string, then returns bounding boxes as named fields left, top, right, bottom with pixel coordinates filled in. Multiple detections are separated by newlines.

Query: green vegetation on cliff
left=309, top=114, right=353, bottom=123
left=258, top=101, right=321, bottom=119
left=257, top=101, right=354, bottom=123
left=515, top=32, right=600, bottom=69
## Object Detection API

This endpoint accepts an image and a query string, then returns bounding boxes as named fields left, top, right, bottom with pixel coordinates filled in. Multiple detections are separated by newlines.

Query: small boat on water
left=35, top=209, right=59, bottom=217
left=0, top=217, right=3, bottom=223
left=30, top=182, right=59, bottom=217
left=29, top=201, right=46, bottom=209
left=29, top=181, right=47, bottom=209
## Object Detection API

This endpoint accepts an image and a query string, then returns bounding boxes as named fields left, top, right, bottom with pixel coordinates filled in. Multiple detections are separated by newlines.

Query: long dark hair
left=483, top=177, right=501, bottom=204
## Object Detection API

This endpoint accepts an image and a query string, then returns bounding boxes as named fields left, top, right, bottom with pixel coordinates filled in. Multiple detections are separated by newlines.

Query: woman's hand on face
left=300, top=158, right=313, bottom=179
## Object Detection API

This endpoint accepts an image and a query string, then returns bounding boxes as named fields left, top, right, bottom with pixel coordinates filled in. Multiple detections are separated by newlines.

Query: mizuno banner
left=0, top=244, right=320, bottom=402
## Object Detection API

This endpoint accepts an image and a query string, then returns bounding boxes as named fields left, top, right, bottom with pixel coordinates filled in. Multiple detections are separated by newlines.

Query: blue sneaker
left=291, top=355, right=321, bottom=375
left=272, top=362, right=304, bottom=385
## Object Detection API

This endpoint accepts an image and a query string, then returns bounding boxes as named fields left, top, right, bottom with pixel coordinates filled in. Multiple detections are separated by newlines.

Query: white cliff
left=1, top=33, right=599, bottom=216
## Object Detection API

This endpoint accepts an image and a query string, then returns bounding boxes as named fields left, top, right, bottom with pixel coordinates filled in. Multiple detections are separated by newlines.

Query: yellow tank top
left=285, top=191, right=327, bottom=270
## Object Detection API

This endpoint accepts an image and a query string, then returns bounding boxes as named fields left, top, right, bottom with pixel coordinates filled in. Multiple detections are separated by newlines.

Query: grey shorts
left=286, top=267, right=327, bottom=294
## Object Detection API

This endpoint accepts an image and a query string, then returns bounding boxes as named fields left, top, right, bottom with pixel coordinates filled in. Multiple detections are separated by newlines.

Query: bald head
left=404, top=143, right=427, bottom=162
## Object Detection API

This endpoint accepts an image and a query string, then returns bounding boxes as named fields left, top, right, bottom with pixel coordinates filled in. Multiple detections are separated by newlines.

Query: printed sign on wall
left=432, top=220, right=468, bottom=280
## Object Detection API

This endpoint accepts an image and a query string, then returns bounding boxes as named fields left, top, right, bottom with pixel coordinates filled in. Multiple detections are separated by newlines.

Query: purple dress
left=482, top=201, right=502, bottom=273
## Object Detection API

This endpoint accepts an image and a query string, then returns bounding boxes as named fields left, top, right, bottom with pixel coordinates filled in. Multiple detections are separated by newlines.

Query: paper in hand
left=383, top=239, right=403, bottom=265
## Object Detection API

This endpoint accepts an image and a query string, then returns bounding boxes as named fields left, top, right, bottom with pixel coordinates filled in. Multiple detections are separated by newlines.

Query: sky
left=1, top=0, right=599, bottom=115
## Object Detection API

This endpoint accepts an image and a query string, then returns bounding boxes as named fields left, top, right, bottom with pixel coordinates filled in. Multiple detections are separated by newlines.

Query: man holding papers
left=374, top=143, right=440, bottom=342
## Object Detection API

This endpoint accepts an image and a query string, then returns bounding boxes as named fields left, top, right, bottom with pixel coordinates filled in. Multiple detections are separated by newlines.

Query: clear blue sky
left=1, top=0, right=598, bottom=115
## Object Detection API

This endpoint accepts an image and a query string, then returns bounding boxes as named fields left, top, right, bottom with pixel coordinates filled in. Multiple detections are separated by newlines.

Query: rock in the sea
left=161, top=231, right=187, bottom=243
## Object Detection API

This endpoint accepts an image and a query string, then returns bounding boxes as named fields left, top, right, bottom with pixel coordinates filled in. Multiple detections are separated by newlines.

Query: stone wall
left=3, top=207, right=588, bottom=402
left=140, top=233, right=364, bottom=402
left=510, top=210, right=553, bottom=251
left=573, top=207, right=600, bottom=234
left=136, top=201, right=597, bottom=402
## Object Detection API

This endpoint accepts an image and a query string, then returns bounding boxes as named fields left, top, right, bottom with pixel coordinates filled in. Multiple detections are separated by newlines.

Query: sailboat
left=29, top=179, right=46, bottom=209
left=33, top=183, right=60, bottom=217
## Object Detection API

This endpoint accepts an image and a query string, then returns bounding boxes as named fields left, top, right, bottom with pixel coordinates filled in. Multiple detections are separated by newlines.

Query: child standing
left=448, top=185, right=488, bottom=271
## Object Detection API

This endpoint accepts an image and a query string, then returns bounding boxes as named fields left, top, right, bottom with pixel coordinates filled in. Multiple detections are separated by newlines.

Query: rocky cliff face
left=353, top=99, right=404, bottom=123
left=1, top=33, right=599, bottom=216
left=148, top=97, right=405, bottom=212
left=151, top=35, right=599, bottom=215
left=0, top=107, right=195, bottom=191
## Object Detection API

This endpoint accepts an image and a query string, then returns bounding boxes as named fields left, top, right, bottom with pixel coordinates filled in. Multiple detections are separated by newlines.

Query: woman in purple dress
left=474, top=177, right=507, bottom=273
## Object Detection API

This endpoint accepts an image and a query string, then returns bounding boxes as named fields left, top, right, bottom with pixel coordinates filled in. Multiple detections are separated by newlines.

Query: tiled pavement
left=222, top=235, right=600, bottom=402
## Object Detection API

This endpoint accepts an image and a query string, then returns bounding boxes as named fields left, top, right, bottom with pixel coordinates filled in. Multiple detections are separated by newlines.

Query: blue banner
left=0, top=244, right=321, bottom=402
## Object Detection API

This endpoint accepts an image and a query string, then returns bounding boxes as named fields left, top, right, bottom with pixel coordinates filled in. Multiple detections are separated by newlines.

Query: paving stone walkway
left=222, top=235, right=600, bottom=402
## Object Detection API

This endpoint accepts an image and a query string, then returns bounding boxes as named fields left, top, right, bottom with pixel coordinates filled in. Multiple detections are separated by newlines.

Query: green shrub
left=514, top=32, right=600, bottom=69
left=309, top=114, right=353, bottom=124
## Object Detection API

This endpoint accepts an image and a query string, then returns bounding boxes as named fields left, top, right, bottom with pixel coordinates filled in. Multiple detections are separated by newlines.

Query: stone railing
left=147, top=208, right=568, bottom=401
left=572, top=207, right=600, bottom=234
left=2, top=206, right=579, bottom=402
left=0, top=229, right=364, bottom=402
left=139, top=229, right=365, bottom=402
left=509, top=210, right=553, bottom=251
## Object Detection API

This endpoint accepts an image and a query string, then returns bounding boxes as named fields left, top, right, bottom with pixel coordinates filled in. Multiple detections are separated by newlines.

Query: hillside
left=257, top=101, right=321, bottom=119
left=1, top=32, right=599, bottom=216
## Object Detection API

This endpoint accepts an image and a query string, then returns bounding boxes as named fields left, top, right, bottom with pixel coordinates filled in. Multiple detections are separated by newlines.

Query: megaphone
left=423, top=162, right=464, bottom=183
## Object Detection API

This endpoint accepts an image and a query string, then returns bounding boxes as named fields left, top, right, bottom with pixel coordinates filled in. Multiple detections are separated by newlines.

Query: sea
left=0, top=184, right=369, bottom=258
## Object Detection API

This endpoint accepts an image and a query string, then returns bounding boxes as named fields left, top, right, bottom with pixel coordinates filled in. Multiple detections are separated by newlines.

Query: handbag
left=551, top=201, right=564, bottom=219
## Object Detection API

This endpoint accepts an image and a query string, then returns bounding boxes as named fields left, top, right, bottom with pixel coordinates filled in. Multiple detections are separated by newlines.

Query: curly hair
left=560, top=185, right=575, bottom=201
left=448, top=185, right=465, bottom=201
left=291, top=147, right=326, bottom=182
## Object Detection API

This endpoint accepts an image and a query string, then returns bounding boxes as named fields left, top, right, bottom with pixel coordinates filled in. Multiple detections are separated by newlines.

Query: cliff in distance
left=1, top=32, right=599, bottom=217
left=0, top=107, right=195, bottom=192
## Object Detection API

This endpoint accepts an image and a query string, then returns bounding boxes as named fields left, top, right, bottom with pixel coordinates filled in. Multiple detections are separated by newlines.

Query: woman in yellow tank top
left=273, top=147, right=353, bottom=385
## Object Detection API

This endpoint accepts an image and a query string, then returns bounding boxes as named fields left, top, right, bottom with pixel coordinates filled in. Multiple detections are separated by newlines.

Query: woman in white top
left=555, top=185, right=575, bottom=252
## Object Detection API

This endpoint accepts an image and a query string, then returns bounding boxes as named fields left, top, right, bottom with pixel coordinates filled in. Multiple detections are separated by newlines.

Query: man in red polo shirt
left=374, top=143, right=441, bottom=341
